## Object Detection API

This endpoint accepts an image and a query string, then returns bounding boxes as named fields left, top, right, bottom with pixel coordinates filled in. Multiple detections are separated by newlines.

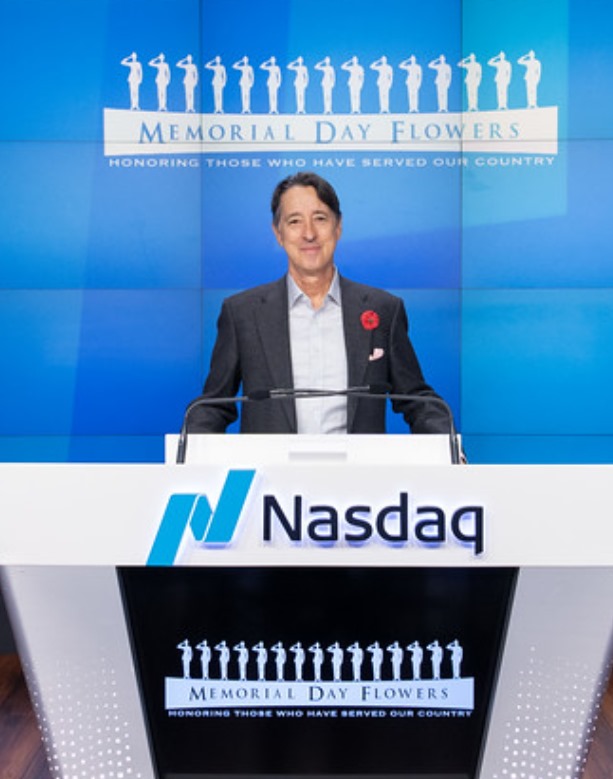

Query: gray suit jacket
left=189, top=275, right=450, bottom=434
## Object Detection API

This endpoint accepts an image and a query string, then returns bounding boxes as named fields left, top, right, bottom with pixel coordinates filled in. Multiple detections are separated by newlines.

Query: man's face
left=272, top=185, right=342, bottom=282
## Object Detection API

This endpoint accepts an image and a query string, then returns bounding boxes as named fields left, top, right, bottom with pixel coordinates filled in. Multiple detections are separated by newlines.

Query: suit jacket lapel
left=340, top=277, right=373, bottom=430
left=253, top=277, right=296, bottom=430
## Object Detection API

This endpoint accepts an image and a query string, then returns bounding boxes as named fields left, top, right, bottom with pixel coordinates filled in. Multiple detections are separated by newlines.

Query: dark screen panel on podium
left=119, top=567, right=517, bottom=778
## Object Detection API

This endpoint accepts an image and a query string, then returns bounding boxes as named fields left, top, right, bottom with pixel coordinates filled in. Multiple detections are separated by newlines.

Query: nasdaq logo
left=148, top=470, right=256, bottom=566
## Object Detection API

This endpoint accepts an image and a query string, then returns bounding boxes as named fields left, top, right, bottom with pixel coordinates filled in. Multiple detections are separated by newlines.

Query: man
left=189, top=171, right=450, bottom=435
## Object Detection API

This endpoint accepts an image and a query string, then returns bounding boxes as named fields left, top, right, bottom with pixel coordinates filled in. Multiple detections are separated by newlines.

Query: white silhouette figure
left=367, top=641, right=383, bottom=681
left=518, top=50, right=541, bottom=108
left=327, top=642, right=344, bottom=681
left=260, top=56, right=282, bottom=114
left=309, top=642, right=324, bottom=681
left=252, top=641, right=268, bottom=681
left=272, top=641, right=287, bottom=681
left=370, top=55, right=394, bottom=113
left=215, top=640, right=230, bottom=680
left=290, top=642, right=305, bottom=681
left=341, top=56, right=365, bottom=114
left=232, top=56, right=254, bottom=114
left=347, top=642, right=364, bottom=681
left=205, top=56, right=227, bottom=114
left=288, top=56, right=309, bottom=114
left=407, top=641, right=424, bottom=680
left=148, top=53, right=171, bottom=111
left=399, top=55, right=422, bottom=112
left=177, top=639, right=192, bottom=679
left=488, top=51, right=512, bottom=110
left=387, top=641, right=404, bottom=681
left=234, top=641, right=249, bottom=681
left=427, top=640, right=443, bottom=680
left=177, top=54, right=198, bottom=113
left=428, top=55, right=452, bottom=112
left=458, top=53, right=482, bottom=111
left=446, top=639, right=464, bottom=679
left=315, top=56, right=335, bottom=114
left=196, top=639, right=212, bottom=680
left=120, top=52, right=143, bottom=110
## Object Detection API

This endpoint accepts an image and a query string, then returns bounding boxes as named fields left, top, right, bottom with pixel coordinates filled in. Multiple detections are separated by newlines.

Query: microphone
left=176, top=394, right=250, bottom=464
left=177, top=386, right=386, bottom=463
left=262, top=385, right=460, bottom=464
left=177, top=385, right=461, bottom=465
left=355, top=389, right=461, bottom=465
left=248, top=384, right=390, bottom=400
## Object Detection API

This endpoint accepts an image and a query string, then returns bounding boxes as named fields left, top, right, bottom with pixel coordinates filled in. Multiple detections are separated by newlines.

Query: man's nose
left=302, top=219, right=316, bottom=240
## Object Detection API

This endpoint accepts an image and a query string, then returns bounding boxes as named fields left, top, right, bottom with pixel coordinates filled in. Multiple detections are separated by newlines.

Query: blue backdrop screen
left=1, top=0, right=611, bottom=463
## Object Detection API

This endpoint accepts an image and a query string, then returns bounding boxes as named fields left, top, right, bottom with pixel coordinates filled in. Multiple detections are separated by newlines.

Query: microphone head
left=248, top=389, right=272, bottom=401
left=369, top=382, right=392, bottom=395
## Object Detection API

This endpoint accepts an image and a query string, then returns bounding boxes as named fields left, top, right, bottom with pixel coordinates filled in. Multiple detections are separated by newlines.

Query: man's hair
left=271, top=172, right=342, bottom=226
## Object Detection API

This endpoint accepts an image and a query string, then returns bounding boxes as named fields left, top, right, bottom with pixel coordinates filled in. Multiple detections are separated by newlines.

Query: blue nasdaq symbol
left=147, top=470, right=256, bottom=565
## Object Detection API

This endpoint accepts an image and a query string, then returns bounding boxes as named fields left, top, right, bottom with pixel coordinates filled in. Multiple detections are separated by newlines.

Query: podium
left=1, top=435, right=613, bottom=779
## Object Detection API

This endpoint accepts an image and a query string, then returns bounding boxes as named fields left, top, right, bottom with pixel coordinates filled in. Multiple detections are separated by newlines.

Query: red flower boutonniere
left=360, top=310, right=380, bottom=331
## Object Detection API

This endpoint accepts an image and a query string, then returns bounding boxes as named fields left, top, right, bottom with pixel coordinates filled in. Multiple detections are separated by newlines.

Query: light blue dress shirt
left=287, top=270, right=348, bottom=434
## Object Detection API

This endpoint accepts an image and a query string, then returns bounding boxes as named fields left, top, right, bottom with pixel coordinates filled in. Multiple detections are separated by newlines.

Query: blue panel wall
left=0, top=0, right=611, bottom=463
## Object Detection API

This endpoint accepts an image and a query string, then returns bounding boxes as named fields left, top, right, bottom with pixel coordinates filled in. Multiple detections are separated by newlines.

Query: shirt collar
left=287, top=268, right=341, bottom=308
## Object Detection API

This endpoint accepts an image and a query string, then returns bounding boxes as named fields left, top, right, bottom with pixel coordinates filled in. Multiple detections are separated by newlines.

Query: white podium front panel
left=2, top=566, right=157, bottom=779
left=1, top=461, right=613, bottom=567
left=1, top=450, right=612, bottom=779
